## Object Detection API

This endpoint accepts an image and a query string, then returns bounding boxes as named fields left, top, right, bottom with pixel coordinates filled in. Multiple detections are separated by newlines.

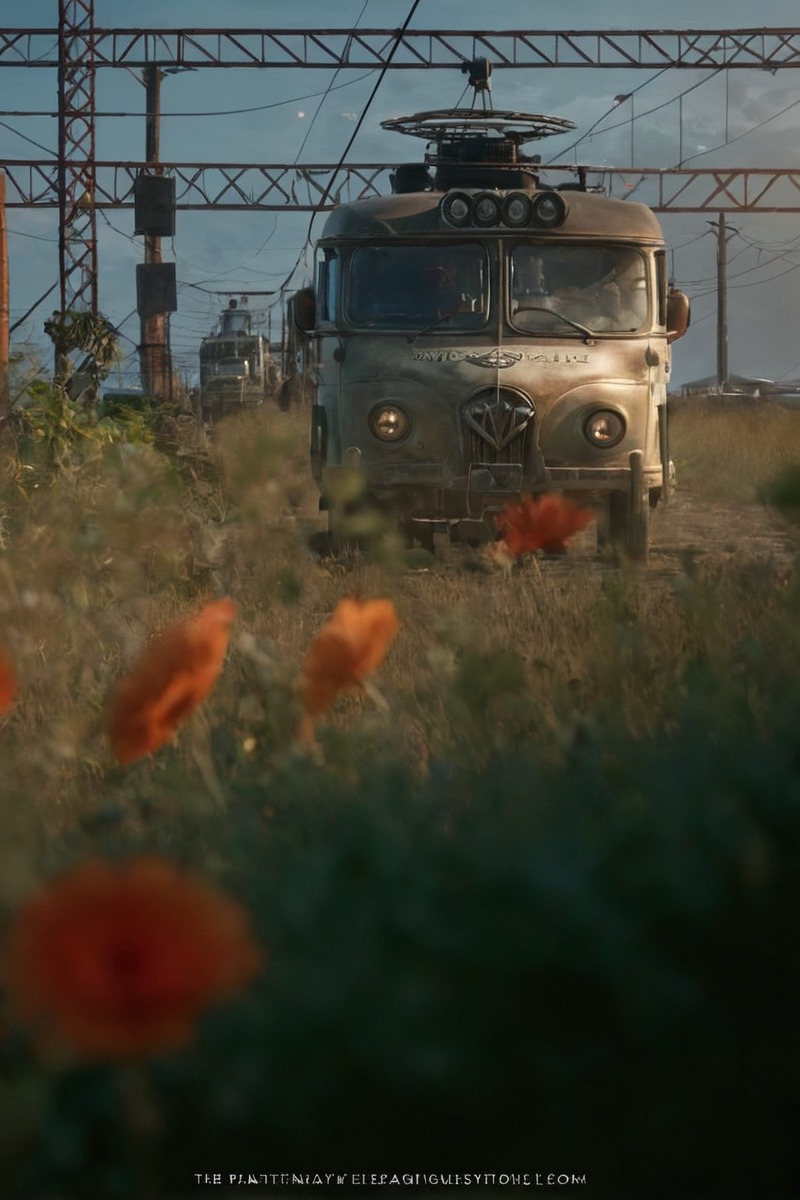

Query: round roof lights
left=439, top=189, right=568, bottom=230
left=531, top=190, right=568, bottom=229
left=440, top=191, right=473, bottom=227
left=472, top=192, right=503, bottom=227
left=502, top=192, right=533, bottom=227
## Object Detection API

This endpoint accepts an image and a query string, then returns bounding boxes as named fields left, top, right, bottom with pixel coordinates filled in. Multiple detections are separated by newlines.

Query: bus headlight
left=584, top=410, right=626, bottom=448
left=531, top=190, right=568, bottom=228
left=441, top=191, right=472, bottom=227
left=369, top=404, right=410, bottom=442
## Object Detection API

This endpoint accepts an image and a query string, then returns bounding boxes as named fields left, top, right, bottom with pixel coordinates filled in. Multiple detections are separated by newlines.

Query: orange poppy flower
left=0, top=652, right=17, bottom=714
left=107, top=598, right=236, bottom=764
left=3, top=856, right=263, bottom=1060
left=495, top=493, right=594, bottom=556
left=299, top=597, right=400, bottom=720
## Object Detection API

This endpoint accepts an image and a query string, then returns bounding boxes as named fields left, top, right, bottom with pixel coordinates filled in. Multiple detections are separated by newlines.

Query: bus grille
left=462, top=389, right=535, bottom=466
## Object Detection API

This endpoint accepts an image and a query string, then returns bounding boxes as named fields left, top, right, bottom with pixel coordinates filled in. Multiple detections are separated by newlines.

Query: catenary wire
left=277, top=0, right=424, bottom=297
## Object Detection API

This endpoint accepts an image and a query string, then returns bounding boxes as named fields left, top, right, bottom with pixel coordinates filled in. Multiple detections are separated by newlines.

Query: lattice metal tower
left=57, top=0, right=97, bottom=317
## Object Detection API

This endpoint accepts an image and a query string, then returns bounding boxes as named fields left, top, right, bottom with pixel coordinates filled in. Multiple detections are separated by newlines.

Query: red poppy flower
left=3, top=857, right=263, bottom=1060
left=107, top=598, right=236, bottom=764
left=299, top=597, right=400, bottom=720
left=0, top=652, right=17, bottom=714
left=495, top=493, right=594, bottom=556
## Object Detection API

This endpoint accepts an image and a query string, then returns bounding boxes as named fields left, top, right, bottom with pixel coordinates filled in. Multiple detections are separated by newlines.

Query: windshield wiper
left=406, top=308, right=463, bottom=344
left=512, top=304, right=596, bottom=344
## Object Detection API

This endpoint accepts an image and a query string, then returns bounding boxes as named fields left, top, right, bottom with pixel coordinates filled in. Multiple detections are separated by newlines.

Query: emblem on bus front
left=465, top=349, right=524, bottom=369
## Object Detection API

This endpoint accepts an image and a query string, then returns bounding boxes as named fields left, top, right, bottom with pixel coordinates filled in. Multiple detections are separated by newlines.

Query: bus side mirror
left=666, top=288, right=690, bottom=344
left=292, top=287, right=316, bottom=334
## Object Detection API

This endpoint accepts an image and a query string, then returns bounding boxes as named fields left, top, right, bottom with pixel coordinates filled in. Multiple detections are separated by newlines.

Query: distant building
left=675, top=374, right=800, bottom=407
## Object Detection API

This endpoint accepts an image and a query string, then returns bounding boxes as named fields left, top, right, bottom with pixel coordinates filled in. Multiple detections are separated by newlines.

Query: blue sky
left=3, top=0, right=800, bottom=387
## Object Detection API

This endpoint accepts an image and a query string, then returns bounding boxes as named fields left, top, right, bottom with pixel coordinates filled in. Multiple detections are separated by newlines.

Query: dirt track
left=648, top=488, right=798, bottom=572
left=304, top=474, right=800, bottom=582
left=459, top=488, right=800, bottom=579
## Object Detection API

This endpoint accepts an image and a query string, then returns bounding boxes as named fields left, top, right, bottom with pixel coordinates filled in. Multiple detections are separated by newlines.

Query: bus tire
left=327, top=508, right=371, bottom=558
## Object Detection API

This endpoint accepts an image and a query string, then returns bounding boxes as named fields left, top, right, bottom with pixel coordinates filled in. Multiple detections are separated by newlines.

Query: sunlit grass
left=2, top=399, right=798, bottom=820
left=670, top=397, right=800, bottom=501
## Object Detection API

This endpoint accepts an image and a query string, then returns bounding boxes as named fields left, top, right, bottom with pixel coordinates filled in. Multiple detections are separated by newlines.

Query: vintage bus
left=199, top=299, right=279, bottom=422
left=292, top=90, right=690, bottom=562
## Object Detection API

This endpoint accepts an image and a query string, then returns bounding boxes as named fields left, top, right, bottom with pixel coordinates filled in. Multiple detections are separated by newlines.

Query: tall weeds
left=0, top=397, right=799, bottom=1198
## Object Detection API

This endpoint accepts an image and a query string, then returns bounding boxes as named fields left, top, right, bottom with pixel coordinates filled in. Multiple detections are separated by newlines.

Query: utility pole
left=0, top=170, right=9, bottom=421
left=707, top=214, right=738, bottom=394
left=715, top=213, right=728, bottom=394
left=139, top=63, right=170, bottom=399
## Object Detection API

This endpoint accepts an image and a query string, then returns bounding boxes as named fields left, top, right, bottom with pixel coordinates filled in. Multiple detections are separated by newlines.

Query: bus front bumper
left=321, top=455, right=661, bottom=520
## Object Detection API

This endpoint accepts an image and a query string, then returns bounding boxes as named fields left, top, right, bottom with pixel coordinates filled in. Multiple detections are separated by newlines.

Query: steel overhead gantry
left=4, top=162, right=800, bottom=214
left=2, top=26, right=800, bottom=69
left=4, top=20, right=800, bottom=333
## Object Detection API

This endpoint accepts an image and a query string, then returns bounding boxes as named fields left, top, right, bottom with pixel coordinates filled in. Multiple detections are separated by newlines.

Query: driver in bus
left=353, top=249, right=417, bottom=320
left=422, top=264, right=466, bottom=317
left=353, top=250, right=480, bottom=325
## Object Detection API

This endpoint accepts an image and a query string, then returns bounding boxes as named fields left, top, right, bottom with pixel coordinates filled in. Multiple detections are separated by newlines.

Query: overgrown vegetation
left=1, top=385, right=799, bottom=1199
left=669, top=397, right=800, bottom=500
left=43, top=308, right=121, bottom=398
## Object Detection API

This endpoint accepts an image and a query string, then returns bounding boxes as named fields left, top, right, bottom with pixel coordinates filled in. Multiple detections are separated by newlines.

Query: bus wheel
left=204, top=397, right=224, bottom=426
left=326, top=515, right=359, bottom=558
left=326, top=505, right=385, bottom=559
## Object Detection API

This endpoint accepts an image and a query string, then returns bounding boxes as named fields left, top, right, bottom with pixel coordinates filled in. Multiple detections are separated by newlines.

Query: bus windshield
left=509, top=244, right=648, bottom=334
left=200, top=338, right=259, bottom=361
left=347, top=244, right=487, bottom=330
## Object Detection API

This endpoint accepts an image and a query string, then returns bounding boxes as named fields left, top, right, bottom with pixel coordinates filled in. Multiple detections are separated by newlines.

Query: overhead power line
left=0, top=69, right=381, bottom=119
left=9, top=279, right=59, bottom=335
left=278, top=0, right=425, bottom=295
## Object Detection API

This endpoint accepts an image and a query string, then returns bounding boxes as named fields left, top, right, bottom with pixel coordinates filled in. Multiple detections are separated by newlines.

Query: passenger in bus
left=513, top=247, right=645, bottom=332
left=552, top=279, right=643, bottom=331
left=511, top=255, right=547, bottom=304
left=583, top=253, right=647, bottom=330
